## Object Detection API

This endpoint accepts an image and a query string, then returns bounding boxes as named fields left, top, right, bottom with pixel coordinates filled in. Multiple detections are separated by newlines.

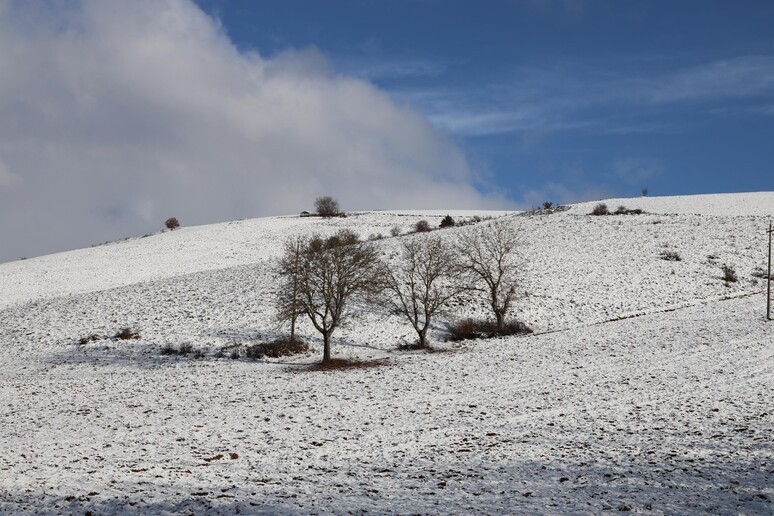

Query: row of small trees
left=276, top=219, right=522, bottom=364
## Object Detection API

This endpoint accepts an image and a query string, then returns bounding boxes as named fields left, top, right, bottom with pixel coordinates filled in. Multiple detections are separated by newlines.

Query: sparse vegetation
left=591, top=203, right=609, bottom=216
left=448, top=318, right=532, bottom=341
left=77, top=334, right=102, bottom=345
left=165, top=217, right=180, bottom=230
left=660, top=250, right=682, bottom=262
left=314, top=196, right=341, bottom=218
left=390, top=225, right=401, bottom=237
left=752, top=267, right=772, bottom=280
left=245, top=338, right=309, bottom=359
left=160, top=343, right=195, bottom=356
left=439, top=215, right=455, bottom=228
left=114, top=328, right=140, bottom=340
left=414, top=220, right=431, bottom=233
left=642, top=187, right=649, bottom=197
left=722, top=264, right=738, bottom=283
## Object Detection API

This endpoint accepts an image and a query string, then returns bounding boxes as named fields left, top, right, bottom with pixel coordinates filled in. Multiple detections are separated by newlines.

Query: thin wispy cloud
left=398, top=55, right=774, bottom=137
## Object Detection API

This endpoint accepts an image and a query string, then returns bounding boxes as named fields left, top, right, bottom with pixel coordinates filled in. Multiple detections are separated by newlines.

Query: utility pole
left=767, top=220, right=772, bottom=321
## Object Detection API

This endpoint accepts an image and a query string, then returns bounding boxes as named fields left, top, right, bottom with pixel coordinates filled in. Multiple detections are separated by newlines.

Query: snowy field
left=1, top=193, right=773, bottom=514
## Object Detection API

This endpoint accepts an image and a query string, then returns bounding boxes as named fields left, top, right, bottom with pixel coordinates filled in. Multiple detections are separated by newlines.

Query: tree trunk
left=418, top=326, right=429, bottom=348
left=495, top=310, right=505, bottom=334
left=322, top=331, right=331, bottom=363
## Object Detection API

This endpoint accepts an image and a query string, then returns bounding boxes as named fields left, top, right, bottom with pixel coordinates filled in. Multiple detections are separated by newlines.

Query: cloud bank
left=0, top=0, right=504, bottom=262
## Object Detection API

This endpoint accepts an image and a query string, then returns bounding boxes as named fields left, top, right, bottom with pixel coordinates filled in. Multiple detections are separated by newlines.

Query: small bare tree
left=277, top=230, right=382, bottom=363
left=456, top=219, right=522, bottom=334
left=276, top=236, right=305, bottom=343
left=314, top=196, right=340, bottom=218
left=385, top=236, right=466, bottom=348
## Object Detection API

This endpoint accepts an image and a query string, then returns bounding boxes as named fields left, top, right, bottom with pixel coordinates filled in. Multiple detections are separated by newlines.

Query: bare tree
left=385, top=236, right=466, bottom=348
left=456, top=219, right=522, bottom=334
left=277, top=230, right=382, bottom=363
left=314, top=196, right=341, bottom=218
left=276, top=236, right=305, bottom=343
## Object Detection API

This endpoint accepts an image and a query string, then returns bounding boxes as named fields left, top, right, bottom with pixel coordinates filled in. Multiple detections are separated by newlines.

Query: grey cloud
left=0, top=0, right=506, bottom=262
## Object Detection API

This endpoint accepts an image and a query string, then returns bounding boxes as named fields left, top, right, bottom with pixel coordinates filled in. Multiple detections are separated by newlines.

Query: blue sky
left=197, top=0, right=774, bottom=205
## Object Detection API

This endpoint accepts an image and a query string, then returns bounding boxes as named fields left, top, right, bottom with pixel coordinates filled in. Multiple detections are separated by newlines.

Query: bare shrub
left=660, top=250, right=682, bottom=262
left=414, top=220, right=431, bottom=233
left=160, top=343, right=195, bottom=356
left=160, top=344, right=177, bottom=355
left=448, top=318, right=532, bottom=341
left=78, top=334, right=102, bottom=345
left=390, top=225, right=401, bottom=237
left=165, top=217, right=180, bottom=230
left=114, top=328, right=139, bottom=340
left=314, top=196, right=341, bottom=217
left=439, top=215, right=455, bottom=228
left=591, top=203, right=609, bottom=216
left=245, top=339, right=309, bottom=359
left=722, top=265, right=738, bottom=283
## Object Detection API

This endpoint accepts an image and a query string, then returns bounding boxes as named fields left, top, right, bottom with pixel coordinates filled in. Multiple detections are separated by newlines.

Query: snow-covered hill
left=1, top=194, right=772, bottom=514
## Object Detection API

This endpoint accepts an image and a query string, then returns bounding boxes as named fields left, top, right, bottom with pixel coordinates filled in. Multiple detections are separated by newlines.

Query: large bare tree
left=456, top=219, right=522, bottom=333
left=385, top=236, right=466, bottom=348
left=277, top=230, right=382, bottom=363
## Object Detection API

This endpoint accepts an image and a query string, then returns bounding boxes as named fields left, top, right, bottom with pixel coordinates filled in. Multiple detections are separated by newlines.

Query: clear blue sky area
left=196, top=0, right=774, bottom=205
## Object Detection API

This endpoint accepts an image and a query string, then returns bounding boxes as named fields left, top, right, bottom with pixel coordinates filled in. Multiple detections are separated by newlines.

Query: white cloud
left=0, top=0, right=506, bottom=262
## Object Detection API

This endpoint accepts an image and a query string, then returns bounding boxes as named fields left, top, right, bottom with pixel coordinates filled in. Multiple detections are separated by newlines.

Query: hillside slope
left=0, top=193, right=772, bottom=514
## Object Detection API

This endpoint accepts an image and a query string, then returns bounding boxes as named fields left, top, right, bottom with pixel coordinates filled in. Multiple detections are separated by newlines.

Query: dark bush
left=165, top=217, right=180, bottom=230
left=160, top=344, right=177, bottom=355
left=160, top=343, right=196, bottom=356
left=230, top=349, right=241, bottom=360
left=615, top=205, right=628, bottom=215
left=543, top=201, right=554, bottom=210
left=439, top=215, right=455, bottom=228
left=448, top=318, right=532, bottom=341
left=314, top=196, right=341, bottom=217
left=390, top=225, right=401, bottom=237
left=660, top=250, right=682, bottom=262
left=78, top=334, right=102, bottom=345
left=414, top=220, right=431, bottom=233
left=591, top=203, right=609, bottom=216
left=642, top=187, right=649, bottom=197
left=114, top=328, right=140, bottom=340
left=722, top=265, right=738, bottom=283
left=245, top=338, right=309, bottom=359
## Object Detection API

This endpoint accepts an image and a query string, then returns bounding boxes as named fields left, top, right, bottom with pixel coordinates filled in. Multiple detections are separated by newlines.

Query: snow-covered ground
left=1, top=194, right=772, bottom=514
